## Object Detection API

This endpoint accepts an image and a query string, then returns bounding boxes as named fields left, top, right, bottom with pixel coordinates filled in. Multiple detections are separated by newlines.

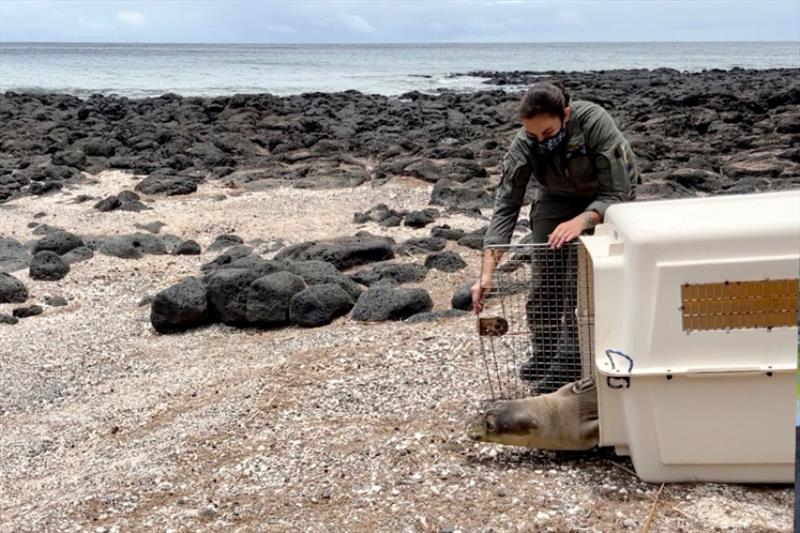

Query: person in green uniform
left=471, top=80, right=640, bottom=391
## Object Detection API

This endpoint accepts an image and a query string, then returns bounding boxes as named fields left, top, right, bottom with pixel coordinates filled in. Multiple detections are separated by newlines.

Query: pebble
left=623, top=518, right=637, bottom=528
left=200, top=504, right=217, bottom=518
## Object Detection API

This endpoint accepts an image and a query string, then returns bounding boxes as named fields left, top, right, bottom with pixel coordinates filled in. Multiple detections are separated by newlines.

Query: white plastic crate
left=582, top=190, right=800, bottom=482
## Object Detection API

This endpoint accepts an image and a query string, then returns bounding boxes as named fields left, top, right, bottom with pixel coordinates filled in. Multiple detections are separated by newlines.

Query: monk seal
left=467, top=377, right=599, bottom=451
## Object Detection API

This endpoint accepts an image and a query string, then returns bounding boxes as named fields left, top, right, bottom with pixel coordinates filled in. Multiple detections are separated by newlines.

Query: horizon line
left=1, top=39, right=798, bottom=46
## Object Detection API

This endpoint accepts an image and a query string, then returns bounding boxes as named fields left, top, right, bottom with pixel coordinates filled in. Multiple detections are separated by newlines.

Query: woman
left=472, top=80, right=640, bottom=391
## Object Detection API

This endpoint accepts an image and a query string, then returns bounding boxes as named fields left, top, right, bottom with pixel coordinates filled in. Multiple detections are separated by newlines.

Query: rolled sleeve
left=483, top=151, right=531, bottom=247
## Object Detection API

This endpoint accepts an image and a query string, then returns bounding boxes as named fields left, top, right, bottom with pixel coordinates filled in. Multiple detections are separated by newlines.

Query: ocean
left=0, top=41, right=798, bottom=98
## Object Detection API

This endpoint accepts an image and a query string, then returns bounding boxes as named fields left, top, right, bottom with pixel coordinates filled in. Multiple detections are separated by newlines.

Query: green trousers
left=522, top=194, right=592, bottom=392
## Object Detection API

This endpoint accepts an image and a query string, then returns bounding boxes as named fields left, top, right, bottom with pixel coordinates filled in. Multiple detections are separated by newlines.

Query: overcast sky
left=1, top=0, right=798, bottom=44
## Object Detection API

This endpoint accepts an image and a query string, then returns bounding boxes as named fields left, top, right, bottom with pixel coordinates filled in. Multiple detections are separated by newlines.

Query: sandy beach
left=0, top=170, right=794, bottom=532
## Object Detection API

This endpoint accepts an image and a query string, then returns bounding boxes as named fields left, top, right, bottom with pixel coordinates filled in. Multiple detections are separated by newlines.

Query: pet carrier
left=478, top=190, right=799, bottom=482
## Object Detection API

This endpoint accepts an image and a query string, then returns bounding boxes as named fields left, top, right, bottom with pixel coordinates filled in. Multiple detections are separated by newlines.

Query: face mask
left=527, top=124, right=566, bottom=155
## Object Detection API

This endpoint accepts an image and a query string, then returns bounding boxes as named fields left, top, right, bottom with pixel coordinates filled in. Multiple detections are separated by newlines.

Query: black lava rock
left=135, top=174, right=198, bottom=196
left=207, top=233, right=244, bottom=252
left=44, top=295, right=68, bottom=307
left=0, top=272, right=28, bottom=303
left=0, top=313, right=18, bottom=325
left=424, top=251, right=467, bottom=272
left=289, top=283, right=354, bottom=327
left=29, top=251, right=69, bottom=281
left=61, top=245, right=94, bottom=264
left=245, top=271, right=306, bottom=324
left=286, top=260, right=364, bottom=300
left=403, top=209, right=437, bottom=228
left=451, top=285, right=473, bottom=311
left=351, top=287, right=433, bottom=322
left=134, top=221, right=166, bottom=234
left=174, top=240, right=202, bottom=255
left=150, top=276, right=211, bottom=333
left=32, top=230, right=84, bottom=256
left=13, top=304, right=43, bottom=318
left=0, top=237, right=32, bottom=273
left=404, top=309, right=468, bottom=322
left=396, top=237, right=447, bottom=255
left=206, top=268, right=264, bottom=324
left=349, top=262, right=429, bottom=287
left=99, top=233, right=166, bottom=259
left=430, top=225, right=467, bottom=242
left=276, top=233, right=395, bottom=270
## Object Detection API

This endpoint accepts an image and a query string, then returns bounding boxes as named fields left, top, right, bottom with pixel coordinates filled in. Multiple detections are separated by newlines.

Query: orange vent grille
left=681, top=279, right=799, bottom=331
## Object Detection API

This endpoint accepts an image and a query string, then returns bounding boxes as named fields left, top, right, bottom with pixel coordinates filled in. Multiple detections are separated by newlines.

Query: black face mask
left=526, top=122, right=567, bottom=155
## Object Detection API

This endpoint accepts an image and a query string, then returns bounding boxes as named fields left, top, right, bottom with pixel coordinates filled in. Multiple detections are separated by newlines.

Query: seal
left=467, top=377, right=599, bottom=451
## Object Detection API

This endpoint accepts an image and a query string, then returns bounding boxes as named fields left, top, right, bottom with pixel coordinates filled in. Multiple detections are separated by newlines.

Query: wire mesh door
left=477, top=242, right=595, bottom=402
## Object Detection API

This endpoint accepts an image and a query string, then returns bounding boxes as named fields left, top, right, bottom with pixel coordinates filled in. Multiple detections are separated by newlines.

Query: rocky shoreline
left=2, top=67, right=798, bottom=206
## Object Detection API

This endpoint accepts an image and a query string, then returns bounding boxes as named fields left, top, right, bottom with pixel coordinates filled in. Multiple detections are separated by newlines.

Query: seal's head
left=466, top=401, right=541, bottom=448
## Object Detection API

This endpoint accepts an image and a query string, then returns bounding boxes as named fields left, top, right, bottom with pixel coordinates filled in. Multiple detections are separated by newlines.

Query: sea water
left=1, top=41, right=798, bottom=98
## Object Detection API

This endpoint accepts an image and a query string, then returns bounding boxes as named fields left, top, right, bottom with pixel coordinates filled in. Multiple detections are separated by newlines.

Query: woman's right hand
left=470, top=277, right=493, bottom=314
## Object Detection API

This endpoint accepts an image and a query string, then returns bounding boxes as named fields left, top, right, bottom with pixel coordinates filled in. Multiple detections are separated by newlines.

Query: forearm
left=480, top=248, right=505, bottom=282
left=582, top=210, right=601, bottom=228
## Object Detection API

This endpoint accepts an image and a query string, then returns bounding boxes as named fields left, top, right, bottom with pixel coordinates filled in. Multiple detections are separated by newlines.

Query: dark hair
left=519, top=80, right=571, bottom=120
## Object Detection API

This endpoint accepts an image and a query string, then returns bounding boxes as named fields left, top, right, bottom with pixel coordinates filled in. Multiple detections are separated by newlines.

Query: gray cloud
left=0, top=0, right=797, bottom=43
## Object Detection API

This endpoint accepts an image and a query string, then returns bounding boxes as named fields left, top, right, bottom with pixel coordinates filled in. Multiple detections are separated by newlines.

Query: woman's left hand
left=547, top=215, right=588, bottom=249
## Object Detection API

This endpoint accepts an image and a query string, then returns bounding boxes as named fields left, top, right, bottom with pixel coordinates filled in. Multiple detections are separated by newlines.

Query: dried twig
left=608, top=460, right=638, bottom=478
left=668, top=505, right=698, bottom=523
left=640, top=483, right=664, bottom=533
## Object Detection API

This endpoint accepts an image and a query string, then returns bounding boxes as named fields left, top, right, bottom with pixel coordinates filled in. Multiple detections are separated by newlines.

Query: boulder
left=424, top=251, right=467, bottom=272
left=0, top=272, right=28, bottom=303
left=94, top=191, right=149, bottom=213
left=349, top=262, right=429, bottom=287
left=351, top=287, right=434, bottom=322
left=206, top=268, right=261, bottom=324
left=0, top=313, right=18, bottom=325
left=289, top=283, right=354, bottom=327
left=150, top=276, right=211, bottom=333
left=404, top=309, right=468, bottom=322
left=276, top=233, right=395, bottom=270
left=61, top=246, right=94, bottom=264
left=32, top=230, right=84, bottom=256
left=135, top=175, right=198, bottom=196
left=29, top=251, right=69, bottom=281
left=207, top=233, right=244, bottom=252
left=99, top=233, right=166, bottom=259
left=12, top=305, right=43, bottom=318
left=285, top=260, right=363, bottom=300
left=51, top=150, right=87, bottom=169
left=451, top=285, right=473, bottom=311
left=245, top=271, right=306, bottom=324
left=133, top=221, right=166, bottom=234
left=430, top=225, right=466, bottom=241
left=44, top=295, right=68, bottom=307
left=403, top=209, right=437, bottom=228
left=0, top=237, right=32, bottom=273
left=396, top=237, right=446, bottom=255
left=174, top=240, right=202, bottom=255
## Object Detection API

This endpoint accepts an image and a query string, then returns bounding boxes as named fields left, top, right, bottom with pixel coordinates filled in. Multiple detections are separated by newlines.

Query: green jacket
left=483, top=100, right=640, bottom=246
